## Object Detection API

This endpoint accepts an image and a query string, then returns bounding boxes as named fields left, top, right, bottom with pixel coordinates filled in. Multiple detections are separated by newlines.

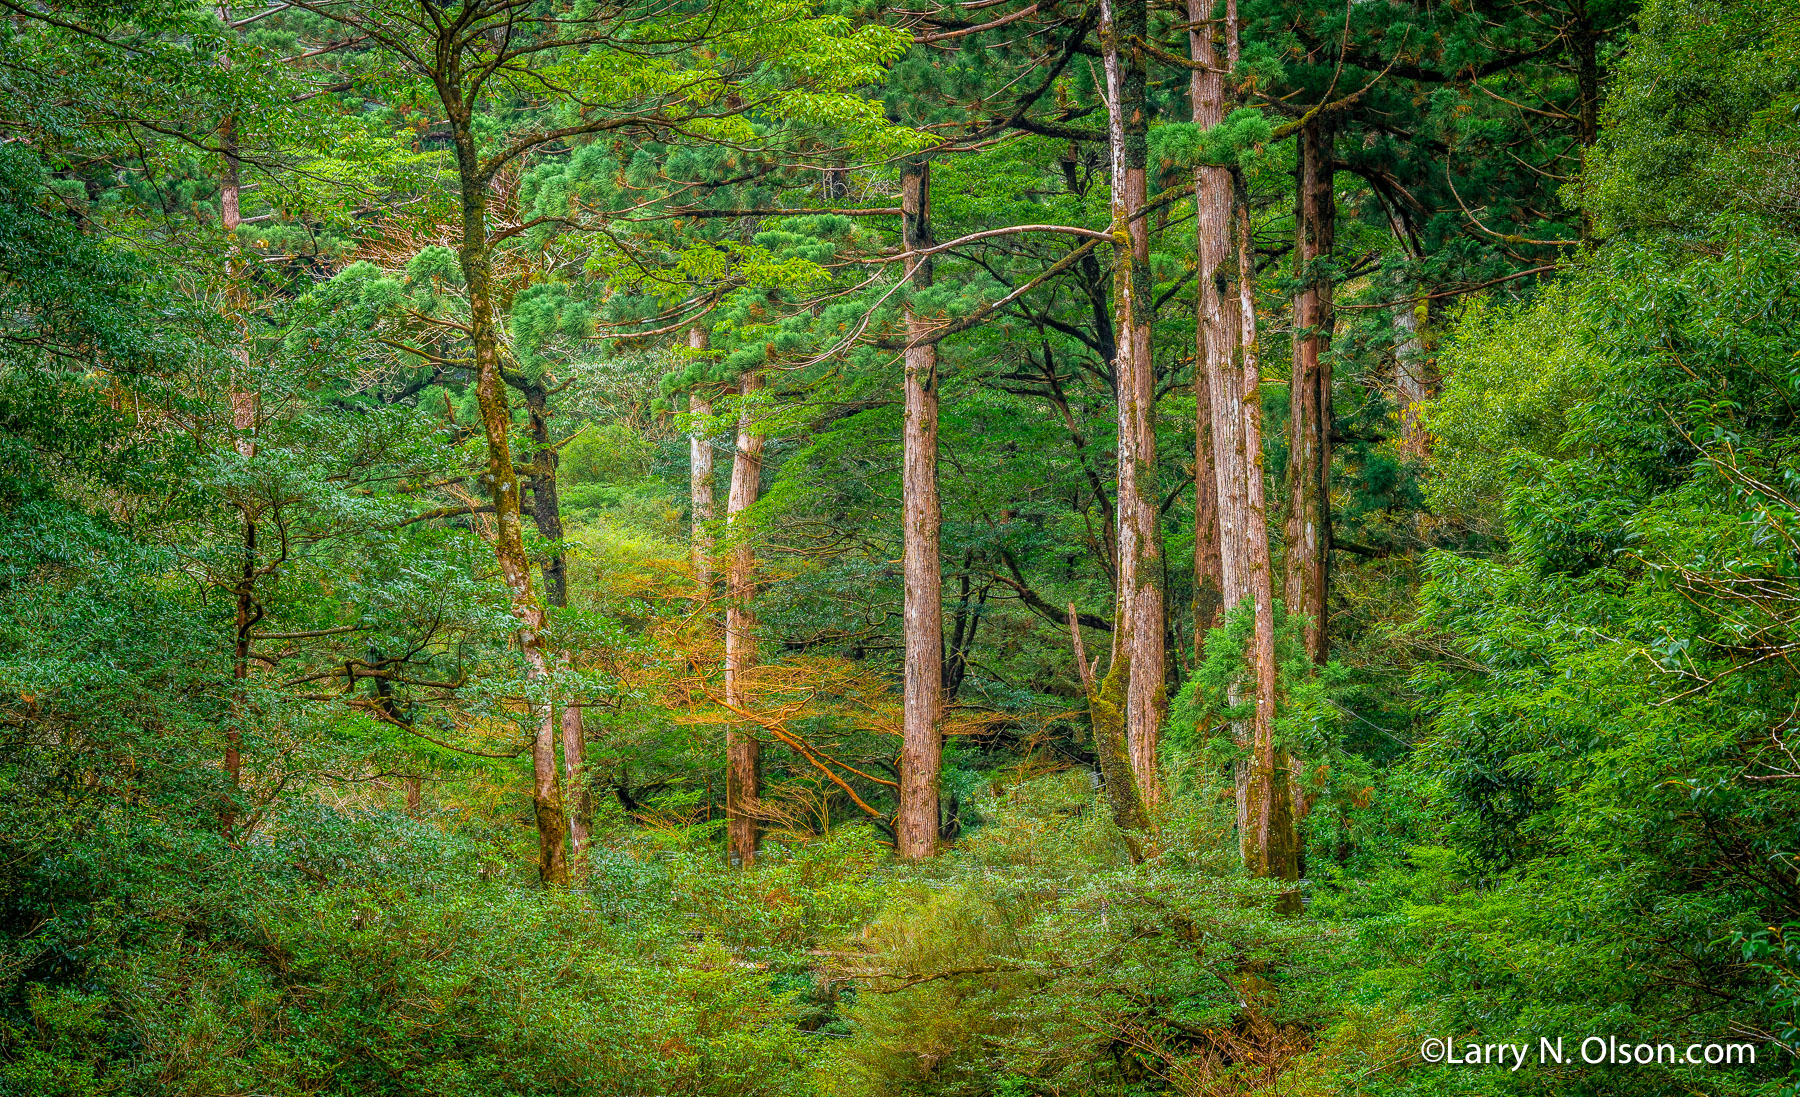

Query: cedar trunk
left=896, top=160, right=945, bottom=861
left=1394, top=292, right=1430, bottom=457
left=220, top=101, right=257, bottom=831
left=1283, top=118, right=1335, bottom=666
left=561, top=691, right=589, bottom=860
left=1194, top=0, right=1294, bottom=881
left=1102, top=0, right=1164, bottom=815
left=449, top=115, right=568, bottom=888
left=688, top=326, right=716, bottom=592
left=724, top=369, right=766, bottom=867
left=1234, top=176, right=1299, bottom=893
left=1188, top=0, right=1229, bottom=652
left=519, top=380, right=569, bottom=609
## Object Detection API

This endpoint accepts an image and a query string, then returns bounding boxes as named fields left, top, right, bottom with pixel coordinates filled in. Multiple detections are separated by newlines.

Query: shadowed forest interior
left=4, top=0, right=1800, bottom=1092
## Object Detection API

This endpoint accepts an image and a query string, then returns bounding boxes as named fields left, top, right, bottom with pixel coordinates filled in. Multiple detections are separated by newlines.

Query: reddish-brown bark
left=1283, top=118, right=1336, bottom=666
left=1102, top=0, right=1164, bottom=815
left=219, top=97, right=257, bottom=833
left=724, top=369, right=766, bottom=867
left=1234, top=179, right=1299, bottom=895
left=561, top=692, right=589, bottom=862
left=895, top=160, right=945, bottom=861
left=1190, top=0, right=1299, bottom=888
left=1188, top=0, right=1229, bottom=654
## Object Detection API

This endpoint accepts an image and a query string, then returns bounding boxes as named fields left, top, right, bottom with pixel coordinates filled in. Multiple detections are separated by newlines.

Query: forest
left=3, top=0, right=1799, bottom=1091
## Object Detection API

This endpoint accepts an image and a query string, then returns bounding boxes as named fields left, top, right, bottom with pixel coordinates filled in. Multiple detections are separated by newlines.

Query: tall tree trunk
left=896, top=159, right=944, bottom=861
left=1192, top=0, right=1263, bottom=868
left=215, top=32, right=256, bottom=467
left=1188, top=0, right=1230, bottom=654
left=1192, top=369, right=1224, bottom=653
left=519, top=380, right=569, bottom=610
left=1102, top=0, right=1164, bottom=815
left=449, top=116, right=568, bottom=888
left=228, top=516, right=254, bottom=826
left=515, top=375, right=587, bottom=865
left=1192, top=0, right=1298, bottom=891
left=219, top=99, right=257, bottom=832
left=724, top=369, right=766, bottom=867
left=561, top=670, right=589, bottom=861
left=1233, top=175, right=1299, bottom=896
left=688, top=326, right=716, bottom=593
left=1394, top=290, right=1430, bottom=457
left=1283, top=118, right=1334, bottom=666
left=1572, top=7, right=1600, bottom=150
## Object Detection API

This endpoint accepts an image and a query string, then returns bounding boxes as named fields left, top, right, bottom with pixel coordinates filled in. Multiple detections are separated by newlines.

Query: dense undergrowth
left=7, top=0, right=1800, bottom=1092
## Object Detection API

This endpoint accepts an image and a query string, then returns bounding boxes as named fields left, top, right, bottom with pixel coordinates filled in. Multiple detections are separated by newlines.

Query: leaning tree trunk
left=1069, top=608, right=1147, bottom=863
left=689, top=326, right=717, bottom=592
left=1233, top=174, right=1299, bottom=897
left=724, top=369, right=766, bottom=867
left=1102, top=0, right=1164, bottom=816
left=896, top=158, right=945, bottom=861
left=1283, top=117, right=1335, bottom=666
left=449, top=116, right=568, bottom=888
left=1188, top=0, right=1231, bottom=655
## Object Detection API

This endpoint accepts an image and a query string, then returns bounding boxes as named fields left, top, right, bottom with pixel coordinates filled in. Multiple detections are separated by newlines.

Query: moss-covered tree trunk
left=518, top=379, right=569, bottom=610
left=448, top=105, right=568, bottom=888
left=1283, top=117, right=1335, bottom=666
left=1233, top=173, right=1299, bottom=898
left=1102, top=0, right=1164, bottom=815
left=1188, top=0, right=1231, bottom=658
left=512, top=375, right=590, bottom=864
left=1069, top=608, right=1146, bottom=863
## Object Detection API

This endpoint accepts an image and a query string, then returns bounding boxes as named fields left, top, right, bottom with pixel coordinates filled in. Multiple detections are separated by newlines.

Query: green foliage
left=0, top=146, right=163, bottom=380
left=820, top=771, right=1336, bottom=1097
left=1347, top=227, right=1800, bottom=1097
left=1586, top=0, right=1800, bottom=237
left=1173, top=601, right=1340, bottom=767
left=1739, top=923, right=1800, bottom=1095
left=4, top=0, right=1794, bottom=1092
left=1423, top=289, right=1592, bottom=535
left=1149, top=109, right=1276, bottom=172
